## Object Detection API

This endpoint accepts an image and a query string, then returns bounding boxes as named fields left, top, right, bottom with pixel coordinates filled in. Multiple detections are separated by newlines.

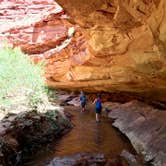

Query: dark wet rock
left=121, top=150, right=141, bottom=166
left=106, top=156, right=129, bottom=166
left=0, top=110, right=72, bottom=166
left=55, top=91, right=81, bottom=107
left=47, top=153, right=107, bottom=166
left=108, top=100, right=166, bottom=166
left=67, top=97, right=80, bottom=107
left=59, top=94, right=74, bottom=103
left=47, top=152, right=132, bottom=166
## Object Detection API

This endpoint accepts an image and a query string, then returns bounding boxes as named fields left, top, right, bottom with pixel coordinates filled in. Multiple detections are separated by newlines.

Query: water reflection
left=23, top=107, right=135, bottom=165
left=94, top=123, right=102, bottom=147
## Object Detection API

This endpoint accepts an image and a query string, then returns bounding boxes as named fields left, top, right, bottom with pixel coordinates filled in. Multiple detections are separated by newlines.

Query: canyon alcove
left=0, top=0, right=165, bottom=166
left=48, top=0, right=166, bottom=101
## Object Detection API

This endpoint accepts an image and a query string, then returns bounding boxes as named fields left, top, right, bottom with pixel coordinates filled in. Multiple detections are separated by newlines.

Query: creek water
left=23, top=106, right=135, bottom=165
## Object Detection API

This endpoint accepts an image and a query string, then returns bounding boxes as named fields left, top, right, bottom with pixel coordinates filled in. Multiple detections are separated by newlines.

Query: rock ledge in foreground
left=0, top=110, right=72, bottom=165
left=108, top=100, right=166, bottom=166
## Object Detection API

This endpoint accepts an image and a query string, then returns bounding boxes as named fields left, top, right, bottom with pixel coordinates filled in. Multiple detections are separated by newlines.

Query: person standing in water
left=80, top=91, right=87, bottom=112
left=93, top=94, right=102, bottom=122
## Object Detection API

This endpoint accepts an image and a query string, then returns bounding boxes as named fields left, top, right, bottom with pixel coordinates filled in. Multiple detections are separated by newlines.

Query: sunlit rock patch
left=0, top=0, right=166, bottom=101
left=48, top=0, right=166, bottom=101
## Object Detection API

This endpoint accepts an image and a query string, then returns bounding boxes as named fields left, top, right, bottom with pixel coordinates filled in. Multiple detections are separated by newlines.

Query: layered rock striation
left=53, top=0, right=166, bottom=101
left=0, top=0, right=166, bottom=101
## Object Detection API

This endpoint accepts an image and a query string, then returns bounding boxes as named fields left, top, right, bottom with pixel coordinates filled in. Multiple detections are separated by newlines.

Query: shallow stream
left=23, top=106, right=135, bottom=165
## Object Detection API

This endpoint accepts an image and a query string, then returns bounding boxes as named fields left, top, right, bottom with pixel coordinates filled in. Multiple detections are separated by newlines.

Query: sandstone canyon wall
left=0, top=0, right=166, bottom=101
left=54, top=0, right=166, bottom=101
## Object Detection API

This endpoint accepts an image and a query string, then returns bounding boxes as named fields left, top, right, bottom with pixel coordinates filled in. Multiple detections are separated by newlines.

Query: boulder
left=108, top=100, right=166, bottom=166
left=47, top=153, right=107, bottom=166
left=0, top=110, right=72, bottom=165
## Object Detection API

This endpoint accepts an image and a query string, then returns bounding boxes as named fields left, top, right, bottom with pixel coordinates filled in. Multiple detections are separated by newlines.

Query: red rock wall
left=0, top=0, right=71, bottom=56
left=54, top=0, right=166, bottom=100
left=0, top=0, right=166, bottom=101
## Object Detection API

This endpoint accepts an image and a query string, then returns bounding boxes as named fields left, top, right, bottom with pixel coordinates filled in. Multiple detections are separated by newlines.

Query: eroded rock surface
left=0, top=110, right=71, bottom=165
left=47, top=153, right=107, bottom=166
left=108, top=100, right=166, bottom=166
left=0, top=0, right=166, bottom=101
left=0, top=0, right=89, bottom=84
left=52, top=0, right=166, bottom=101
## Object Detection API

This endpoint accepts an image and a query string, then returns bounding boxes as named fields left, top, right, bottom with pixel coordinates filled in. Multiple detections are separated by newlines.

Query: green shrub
left=0, top=45, right=46, bottom=110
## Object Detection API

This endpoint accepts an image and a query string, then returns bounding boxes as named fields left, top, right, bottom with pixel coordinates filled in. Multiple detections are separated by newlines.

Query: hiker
left=80, top=91, right=87, bottom=112
left=93, top=94, right=102, bottom=122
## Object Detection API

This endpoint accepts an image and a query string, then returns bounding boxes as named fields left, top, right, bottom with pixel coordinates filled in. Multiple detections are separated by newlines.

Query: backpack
left=96, top=99, right=101, bottom=109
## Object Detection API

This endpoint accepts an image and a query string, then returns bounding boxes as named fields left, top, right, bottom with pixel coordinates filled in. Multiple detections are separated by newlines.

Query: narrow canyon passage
left=0, top=0, right=165, bottom=165
left=23, top=106, right=135, bottom=165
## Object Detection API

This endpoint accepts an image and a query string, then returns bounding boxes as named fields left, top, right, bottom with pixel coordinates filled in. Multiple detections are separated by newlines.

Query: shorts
left=96, top=107, right=102, bottom=114
left=81, top=102, right=86, bottom=108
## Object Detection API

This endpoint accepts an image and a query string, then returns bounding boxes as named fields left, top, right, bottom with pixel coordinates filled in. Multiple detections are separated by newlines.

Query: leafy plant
left=0, top=45, right=46, bottom=111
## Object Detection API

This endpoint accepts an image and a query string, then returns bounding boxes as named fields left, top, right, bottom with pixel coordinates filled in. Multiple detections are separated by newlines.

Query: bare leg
left=96, top=113, right=101, bottom=122
left=96, top=113, right=99, bottom=122
left=81, top=107, right=85, bottom=112
left=82, top=105, right=86, bottom=112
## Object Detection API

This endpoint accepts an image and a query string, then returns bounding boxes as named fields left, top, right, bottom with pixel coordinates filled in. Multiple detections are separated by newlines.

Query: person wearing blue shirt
left=80, top=91, right=87, bottom=112
left=93, top=94, right=102, bottom=122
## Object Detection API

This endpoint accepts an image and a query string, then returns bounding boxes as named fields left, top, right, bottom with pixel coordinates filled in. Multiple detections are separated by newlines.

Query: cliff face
left=53, top=0, right=166, bottom=101
left=0, top=0, right=166, bottom=101
left=0, top=0, right=90, bottom=90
